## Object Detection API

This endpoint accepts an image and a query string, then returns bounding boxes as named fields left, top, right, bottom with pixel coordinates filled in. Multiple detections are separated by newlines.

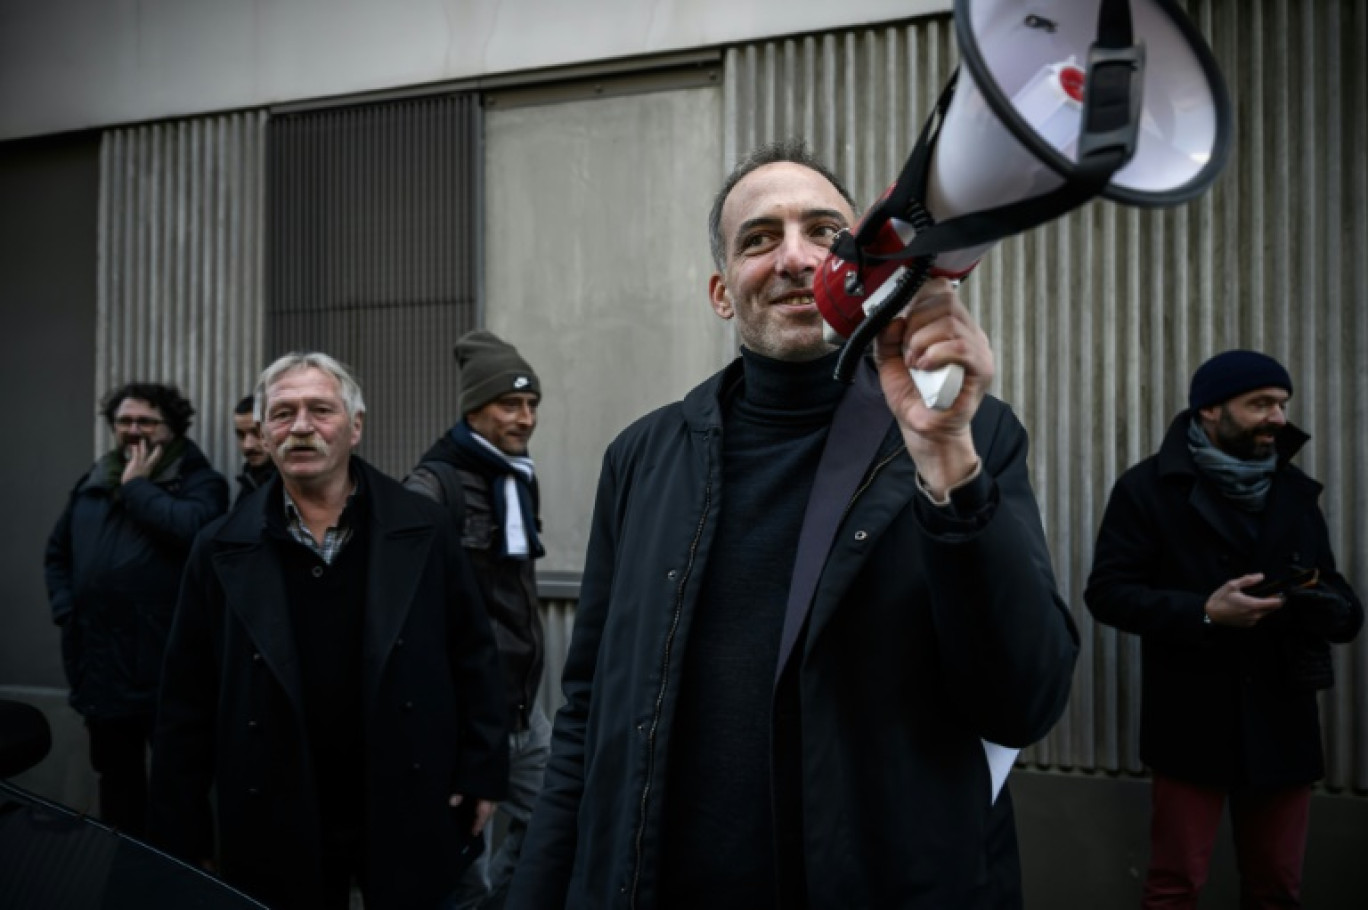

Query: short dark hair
left=101, top=382, right=196, bottom=436
left=234, top=395, right=255, bottom=416
left=708, top=138, right=858, bottom=272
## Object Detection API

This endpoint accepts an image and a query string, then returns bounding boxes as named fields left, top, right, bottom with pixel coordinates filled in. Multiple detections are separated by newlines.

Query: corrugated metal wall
left=719, top=0, right=1368, bottom=791
left=90, top=1, right=1366, bottom=795
left=264, top=94, right=482, bottom=478
left=96, top=111, right=267, bottom=478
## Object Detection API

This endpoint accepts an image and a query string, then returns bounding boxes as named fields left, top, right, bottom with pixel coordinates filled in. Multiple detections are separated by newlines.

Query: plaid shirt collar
left=281, top=478, right=359, bottom=565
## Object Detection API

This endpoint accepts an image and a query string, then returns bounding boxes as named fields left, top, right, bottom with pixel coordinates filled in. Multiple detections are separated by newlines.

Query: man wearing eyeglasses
left=44, top=382, right=228, bottom=836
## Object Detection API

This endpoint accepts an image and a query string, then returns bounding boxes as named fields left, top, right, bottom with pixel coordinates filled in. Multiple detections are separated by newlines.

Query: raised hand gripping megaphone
left=814, top=0, right=1231, bottom=404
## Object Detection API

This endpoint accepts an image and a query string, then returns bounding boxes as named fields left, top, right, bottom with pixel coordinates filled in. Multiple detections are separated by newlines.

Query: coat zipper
left=843, top=448, right=902, bottom=521
left=629, top=433, right=715, bottom=906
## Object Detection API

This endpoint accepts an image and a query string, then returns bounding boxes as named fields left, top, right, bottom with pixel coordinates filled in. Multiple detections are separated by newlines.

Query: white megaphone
left=814, top=0, right=1232, bottom=402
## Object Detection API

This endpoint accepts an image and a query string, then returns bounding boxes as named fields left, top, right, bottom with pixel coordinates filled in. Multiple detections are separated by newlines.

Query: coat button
left=247, top=719, right=259, bottom=730
left=312, top=566, right=323, bottom=578
left=396, top=638, right=405, bottom=648
left=246, top=787, right=261, bottom=797
left=411, top=762, right=422, bottom=772
left=854, top=530, right=868, bottom=541
left=403, top=700, right=414, bottom=711
left=252, top=652, right=263, bottom=663
left=667, top=570, right=678, bottom=580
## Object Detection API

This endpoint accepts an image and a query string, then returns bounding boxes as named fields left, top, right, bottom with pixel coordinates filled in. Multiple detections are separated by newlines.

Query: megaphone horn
left=814, top=0, right=1232, bottom=404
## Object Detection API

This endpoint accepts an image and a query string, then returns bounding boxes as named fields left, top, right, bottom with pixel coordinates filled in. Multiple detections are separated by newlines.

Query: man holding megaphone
left=508, top=140, right=1079, bottom=910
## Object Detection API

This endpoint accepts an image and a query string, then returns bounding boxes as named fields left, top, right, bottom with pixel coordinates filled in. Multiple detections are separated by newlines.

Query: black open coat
left=149, top=459, right=508, bottom=910
left=44, top=441, right=228, bottom=719
left=508, top=360, right=1078, bottom=909
left=1085, top=412, right=1362, bottom=788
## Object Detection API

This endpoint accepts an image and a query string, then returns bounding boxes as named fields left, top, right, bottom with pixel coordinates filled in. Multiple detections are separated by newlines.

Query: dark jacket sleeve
left=43, top=496, right=77, bottom=626
left=913, top=399, right=1080, bottom=747
left=147, top=529, right=221, bottom=866
left=402, top=465, right=442, bottom=503
left=442, top=511, right=510, bottom=800
left=1285, top=506, right=1363, bottom=644
left=506, top=449, right=619, bottom=909
left=1084, top=468, right=1212, bottom=644
left=121, top=462, right=229, bottom=552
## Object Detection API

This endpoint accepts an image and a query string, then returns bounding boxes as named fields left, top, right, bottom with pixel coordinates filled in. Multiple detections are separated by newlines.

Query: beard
left=1213, top=407, right=1279, bottom=460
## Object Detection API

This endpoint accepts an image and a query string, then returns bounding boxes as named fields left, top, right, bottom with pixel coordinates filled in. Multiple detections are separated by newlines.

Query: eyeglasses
left=113, top=416, right=164, bottom=430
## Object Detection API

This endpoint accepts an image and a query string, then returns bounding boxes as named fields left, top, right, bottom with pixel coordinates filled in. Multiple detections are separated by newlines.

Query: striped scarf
left=448, top=420, right=543, bottom=559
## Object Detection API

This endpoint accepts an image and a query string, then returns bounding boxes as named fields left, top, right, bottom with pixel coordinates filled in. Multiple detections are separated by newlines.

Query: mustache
left=277, top=435, right=330, bottom=456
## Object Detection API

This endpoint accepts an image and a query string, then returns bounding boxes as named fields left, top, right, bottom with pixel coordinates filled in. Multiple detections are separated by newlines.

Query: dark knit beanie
left=1188, top=349, right=1293, bottom=411
left=455, top=330, right=541, bottom=415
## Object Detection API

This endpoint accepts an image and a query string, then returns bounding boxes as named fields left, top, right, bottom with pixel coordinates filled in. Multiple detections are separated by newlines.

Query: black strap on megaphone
left=830, top=0, right=1143, bottom=383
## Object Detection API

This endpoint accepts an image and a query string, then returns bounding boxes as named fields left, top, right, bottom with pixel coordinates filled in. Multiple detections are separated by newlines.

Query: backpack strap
left=407, top=460, right=467, bottom=529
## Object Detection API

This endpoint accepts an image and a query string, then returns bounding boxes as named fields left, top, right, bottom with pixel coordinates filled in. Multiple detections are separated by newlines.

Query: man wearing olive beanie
left=405, top=329, right=547, bottom=910
left=1086, top=349, right=1361, bottom=908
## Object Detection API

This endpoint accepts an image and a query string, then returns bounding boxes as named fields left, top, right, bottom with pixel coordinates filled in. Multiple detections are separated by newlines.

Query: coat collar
left=681, top=355, right=741, bottom=433
left=776, top=359, right=894, bottom=682
left=209, top=458, right=440, bottom=716
left=1155, top=410, right=1322, bottom=556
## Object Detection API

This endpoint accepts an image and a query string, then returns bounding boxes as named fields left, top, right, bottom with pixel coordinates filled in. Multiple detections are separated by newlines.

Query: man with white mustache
left=150, top=351, right=508, bottom=910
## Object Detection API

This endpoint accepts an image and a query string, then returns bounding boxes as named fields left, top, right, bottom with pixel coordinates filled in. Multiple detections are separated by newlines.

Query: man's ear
left=351, top=412, right=364, bottom=448
left=709, top=273, right=734, bottom=320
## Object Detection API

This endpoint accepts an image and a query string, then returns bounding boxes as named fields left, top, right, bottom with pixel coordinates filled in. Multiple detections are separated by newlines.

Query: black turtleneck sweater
left=658, top=348, right=845, bottom=910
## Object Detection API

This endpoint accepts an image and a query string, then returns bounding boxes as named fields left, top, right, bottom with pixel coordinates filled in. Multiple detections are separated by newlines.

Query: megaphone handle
left=910, top=363, right=965, bottom=411
left=905, top=275, right=965, bottom=411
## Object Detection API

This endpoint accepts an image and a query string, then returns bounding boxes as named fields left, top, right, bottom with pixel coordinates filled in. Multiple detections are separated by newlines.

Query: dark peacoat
left=149, top=458, right=508, bottom=910
left=1085, top=411, right=1362, bottom=788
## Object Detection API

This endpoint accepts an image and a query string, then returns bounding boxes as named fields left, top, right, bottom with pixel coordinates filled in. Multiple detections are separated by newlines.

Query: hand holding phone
left=1242, top=567, right=1319, bottom=599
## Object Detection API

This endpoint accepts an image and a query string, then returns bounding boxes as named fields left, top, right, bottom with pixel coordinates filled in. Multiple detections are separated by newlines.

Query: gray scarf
left=1186, top=416, right=1276, bottom=512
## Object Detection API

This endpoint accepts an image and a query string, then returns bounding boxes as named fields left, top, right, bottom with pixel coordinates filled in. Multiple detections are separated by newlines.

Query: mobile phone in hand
left=1243, top=567, right=1319, bottom=598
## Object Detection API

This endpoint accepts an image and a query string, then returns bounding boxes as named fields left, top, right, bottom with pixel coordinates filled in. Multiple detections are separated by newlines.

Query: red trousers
left=1142, top=773, right=1310, bottom=909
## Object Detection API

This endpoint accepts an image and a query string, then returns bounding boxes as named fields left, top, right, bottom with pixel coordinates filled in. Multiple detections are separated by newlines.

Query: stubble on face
left=467, top=393, right=538, bottom=457
left=1213, top=406, right=1278, bottom=460
left=711, top=162, right=854, bottom=362
left=234, top=413, right=269, bottom=467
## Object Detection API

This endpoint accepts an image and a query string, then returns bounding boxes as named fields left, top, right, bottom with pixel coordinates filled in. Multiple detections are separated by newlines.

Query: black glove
left=1285, top=585, right=1353, bottom=638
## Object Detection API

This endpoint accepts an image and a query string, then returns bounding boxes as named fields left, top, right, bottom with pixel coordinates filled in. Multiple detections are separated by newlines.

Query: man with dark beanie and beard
left=45, top=382, right=228, bottom=836
left=507, top=140, right=1078, bottom=909
left=406, top=330, right=548, bottom=909
left=1087, top=349, right=1362, bottom=908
